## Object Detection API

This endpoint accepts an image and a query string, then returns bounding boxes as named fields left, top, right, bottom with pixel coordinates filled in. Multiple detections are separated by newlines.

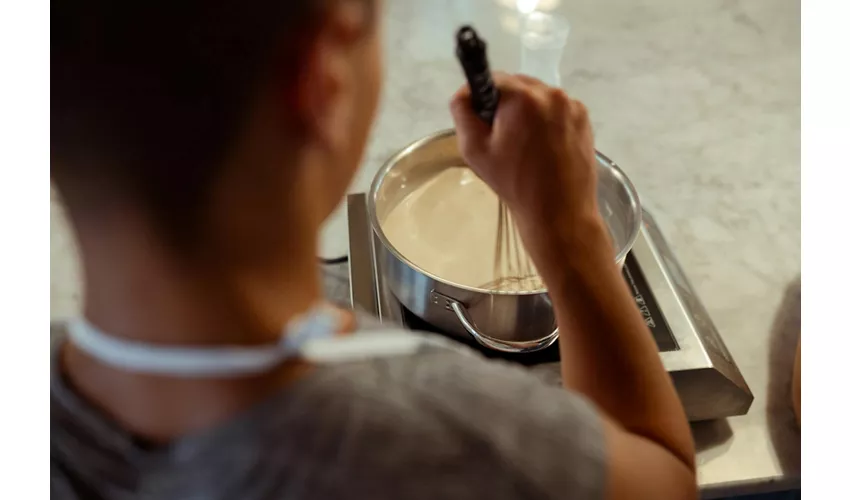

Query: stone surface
left=50, top=0, right=800, bottom=494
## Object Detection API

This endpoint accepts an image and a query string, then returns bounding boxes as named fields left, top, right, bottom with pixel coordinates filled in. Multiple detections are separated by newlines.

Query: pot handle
left=430, top=291, right=558, bottom=353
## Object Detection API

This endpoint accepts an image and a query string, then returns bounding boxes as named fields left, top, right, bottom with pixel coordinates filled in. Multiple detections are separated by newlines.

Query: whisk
left=489, top=202, right=541, bottom=291
left=455, top=25, right=540, bottom=292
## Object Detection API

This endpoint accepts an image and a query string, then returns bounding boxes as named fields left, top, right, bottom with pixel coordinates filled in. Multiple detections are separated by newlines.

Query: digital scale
left=346, top=193, right=753, bottom=421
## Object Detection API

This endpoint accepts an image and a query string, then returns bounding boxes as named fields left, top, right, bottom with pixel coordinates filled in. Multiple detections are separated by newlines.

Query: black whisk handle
left=455, top=25, right=499, bottom=125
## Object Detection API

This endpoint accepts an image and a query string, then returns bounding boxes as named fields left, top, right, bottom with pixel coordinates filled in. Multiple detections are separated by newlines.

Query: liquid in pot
left=380, top=167, right=544, bottom=292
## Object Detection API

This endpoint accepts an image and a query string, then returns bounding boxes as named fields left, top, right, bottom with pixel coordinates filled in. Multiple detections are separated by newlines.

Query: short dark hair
left=52, top=1, right=326, bottom=242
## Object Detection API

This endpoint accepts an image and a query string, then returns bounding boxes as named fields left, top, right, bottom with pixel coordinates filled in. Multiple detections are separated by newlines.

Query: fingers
left=490, top=71, right=531, bottom=96
left=511, top=73, right=582, bottom=113
left=450, top=73, right=591, bottom=162
left=449, top=84, right=491, bottom=162
left=512, top=73, right=547, bottom=89
left=449, top=72, right=540, bottom=167
left=491, top=74, right=554, bottom=146
left=512, top=73, right=590, bottom=130
left=569, top=98, right=590, bottom=131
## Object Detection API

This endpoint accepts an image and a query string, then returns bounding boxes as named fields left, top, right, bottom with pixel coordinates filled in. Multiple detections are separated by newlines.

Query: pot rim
left=367, top=128, right=642, bottom=297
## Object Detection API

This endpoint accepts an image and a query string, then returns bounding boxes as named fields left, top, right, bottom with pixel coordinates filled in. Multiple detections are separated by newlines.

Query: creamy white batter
left=380, top=167, right=543, bottom=291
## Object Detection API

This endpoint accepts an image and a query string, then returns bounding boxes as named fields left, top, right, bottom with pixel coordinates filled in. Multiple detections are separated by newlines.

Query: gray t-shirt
left=51, top=324, right=606, bottom=500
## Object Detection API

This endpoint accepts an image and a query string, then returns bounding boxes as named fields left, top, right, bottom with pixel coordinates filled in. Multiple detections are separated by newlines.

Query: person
left=793, top=339, right=801, bottom=425
left=50, top=1, right=696, bottom=499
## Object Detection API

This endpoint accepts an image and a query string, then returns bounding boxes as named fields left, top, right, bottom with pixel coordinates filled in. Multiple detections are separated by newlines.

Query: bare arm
left=536, top=215, right=695, bottom=471
left=451, top=73, right=696, bottom=499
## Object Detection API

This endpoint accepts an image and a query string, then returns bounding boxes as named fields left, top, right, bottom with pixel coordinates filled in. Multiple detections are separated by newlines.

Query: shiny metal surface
left=349, top=193, right=754, bottom=421
left=430, top=291, right=559, bottom=353
left=346, top=195, right=378, bottom=316
left=367, top=129, right=642, bottom=352
left=640, top=210, right=754, bottom=421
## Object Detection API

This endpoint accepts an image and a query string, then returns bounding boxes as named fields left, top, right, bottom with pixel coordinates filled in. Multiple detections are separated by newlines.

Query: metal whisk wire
left=491, top=200, right=536, bottom=291
left=455, top=25, right=540, bottom=292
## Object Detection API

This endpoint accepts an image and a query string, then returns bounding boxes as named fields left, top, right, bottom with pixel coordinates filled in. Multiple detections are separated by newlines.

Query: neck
left=59, top=206, right=328, bottom=442
left=76, top=208, right=323, bottom=347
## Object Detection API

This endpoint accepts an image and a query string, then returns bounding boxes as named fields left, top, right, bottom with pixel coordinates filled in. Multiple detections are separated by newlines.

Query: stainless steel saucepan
left=367, top=129, right=641, bottom=353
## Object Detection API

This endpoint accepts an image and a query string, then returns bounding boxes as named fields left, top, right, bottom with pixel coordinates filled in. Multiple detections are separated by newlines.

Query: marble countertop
left=50, top=0, right=801, bottom=496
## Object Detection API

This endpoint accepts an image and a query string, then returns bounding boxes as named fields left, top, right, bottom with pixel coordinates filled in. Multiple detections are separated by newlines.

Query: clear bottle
left=520, top=12, right=570, bottom=87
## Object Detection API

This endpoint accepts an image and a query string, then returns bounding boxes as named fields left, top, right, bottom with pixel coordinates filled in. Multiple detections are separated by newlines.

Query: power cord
left=318, top=255, right=349, bottom=265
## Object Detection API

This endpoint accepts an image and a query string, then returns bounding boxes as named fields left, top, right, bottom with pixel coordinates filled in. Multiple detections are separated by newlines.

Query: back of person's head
left=52, top=0, right=382, bottom=249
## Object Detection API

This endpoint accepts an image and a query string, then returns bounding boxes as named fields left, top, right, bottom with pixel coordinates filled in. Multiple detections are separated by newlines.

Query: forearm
left=537, top=216, right=695, bottom=470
